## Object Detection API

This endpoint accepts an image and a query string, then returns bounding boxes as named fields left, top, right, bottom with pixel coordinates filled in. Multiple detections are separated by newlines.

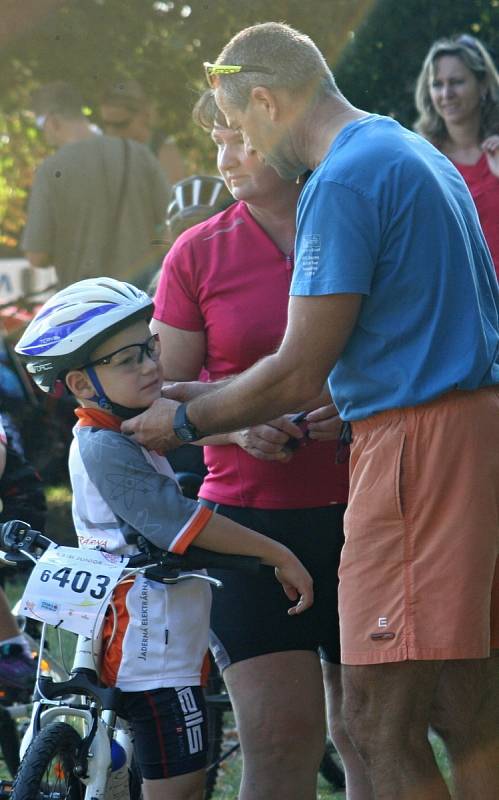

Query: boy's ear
left=65, top=369, right=94, bottom=399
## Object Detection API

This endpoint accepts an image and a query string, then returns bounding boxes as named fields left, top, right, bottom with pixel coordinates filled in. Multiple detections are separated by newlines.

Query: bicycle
left=0, top=518, right=260, bottom=800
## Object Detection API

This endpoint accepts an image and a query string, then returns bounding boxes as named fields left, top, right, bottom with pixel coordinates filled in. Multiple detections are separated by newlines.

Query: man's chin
left=265, top=155, right=307, bottom=181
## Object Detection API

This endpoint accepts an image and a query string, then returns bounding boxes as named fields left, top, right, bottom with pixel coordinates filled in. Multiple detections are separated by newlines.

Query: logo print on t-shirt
left=302, top=234, right=321, bottom=277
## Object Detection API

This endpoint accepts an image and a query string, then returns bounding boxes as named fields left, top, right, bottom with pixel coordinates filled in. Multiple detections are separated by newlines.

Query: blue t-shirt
left=291, top=115, right=499, bottom=421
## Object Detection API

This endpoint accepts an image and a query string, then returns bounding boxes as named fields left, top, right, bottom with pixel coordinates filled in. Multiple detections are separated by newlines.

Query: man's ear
left=251, top=86, right=279, bottom=121
left=65, top=369, right=94, bottom=399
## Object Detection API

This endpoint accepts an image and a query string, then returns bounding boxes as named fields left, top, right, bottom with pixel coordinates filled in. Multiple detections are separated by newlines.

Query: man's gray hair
left=213, top=22, right=338, bottom=109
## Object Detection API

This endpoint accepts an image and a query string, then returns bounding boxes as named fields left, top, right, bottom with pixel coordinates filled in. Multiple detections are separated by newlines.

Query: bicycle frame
left=21, top=626, right=132, bottom=799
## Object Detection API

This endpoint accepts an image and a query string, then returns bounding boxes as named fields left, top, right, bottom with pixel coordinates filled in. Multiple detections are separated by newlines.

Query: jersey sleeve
left=153, top=238, right=205, bottom=331
left=77, top=429, right=212, bottom=554
left=21, top=161, right=55, bottom=256
left=291, top=179, right=381, bottom=297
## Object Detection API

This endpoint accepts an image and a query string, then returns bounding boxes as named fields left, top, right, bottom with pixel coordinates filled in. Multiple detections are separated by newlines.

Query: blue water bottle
left=106, top=740, right=129, bottom=800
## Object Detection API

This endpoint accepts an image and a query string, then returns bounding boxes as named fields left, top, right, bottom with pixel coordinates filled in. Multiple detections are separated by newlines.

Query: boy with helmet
left=15, top=277, right=313, bottom=800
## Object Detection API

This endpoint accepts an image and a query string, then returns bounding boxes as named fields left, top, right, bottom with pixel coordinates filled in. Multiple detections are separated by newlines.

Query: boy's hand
left=274, top=556, right=314, bottom=615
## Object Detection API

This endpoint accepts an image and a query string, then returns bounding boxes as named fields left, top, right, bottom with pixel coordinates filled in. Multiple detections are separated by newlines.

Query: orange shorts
left=339, top=387, right=499, bottom=665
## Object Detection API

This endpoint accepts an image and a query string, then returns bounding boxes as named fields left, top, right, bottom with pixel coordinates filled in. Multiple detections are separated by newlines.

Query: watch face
left=174, top=403, right=200, bottom=441
left=177, top=424, right=196, bottom=442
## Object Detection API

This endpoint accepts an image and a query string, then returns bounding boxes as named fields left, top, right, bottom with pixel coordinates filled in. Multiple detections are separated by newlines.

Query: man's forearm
left=186, top=352, right=322, bottom=436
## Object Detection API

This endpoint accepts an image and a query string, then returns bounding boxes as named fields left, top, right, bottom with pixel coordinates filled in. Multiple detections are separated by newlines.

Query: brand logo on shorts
left=378, top=617, right=388, bottom=627
left=176, top=687, right=204, bottom=754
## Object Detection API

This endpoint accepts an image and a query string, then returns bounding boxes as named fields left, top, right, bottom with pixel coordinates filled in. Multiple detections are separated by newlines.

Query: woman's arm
left=150, top=319, right=302, bottom=458
left=151, top=318, right=241, bottom=447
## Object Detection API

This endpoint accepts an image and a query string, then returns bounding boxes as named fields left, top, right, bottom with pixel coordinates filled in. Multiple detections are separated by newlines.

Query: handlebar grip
left=184, top=545, right=261, bottom=574
left=127, top=545, right=261, bottom=574
left=0, top=520, right=50, bottom=554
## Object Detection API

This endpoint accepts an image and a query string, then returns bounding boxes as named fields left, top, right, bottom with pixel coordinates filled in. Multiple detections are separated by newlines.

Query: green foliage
left=0, top=0, right=372, bottom=253
left=1, top=0, right=498, bottom=254
left=335, top=0, right=499, bottom=126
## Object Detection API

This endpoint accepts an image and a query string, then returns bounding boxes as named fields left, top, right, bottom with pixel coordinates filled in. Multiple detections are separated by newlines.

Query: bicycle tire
left=319, top=737, right=346, bottom=790
left=11, top=721, right=84, bottom=800
left=0, top=705, right=20, bottom=777
left=204, top=657, right=225, bottom=800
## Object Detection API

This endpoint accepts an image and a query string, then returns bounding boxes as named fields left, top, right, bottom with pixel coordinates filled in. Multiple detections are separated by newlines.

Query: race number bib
left=20, top=546, right=128, bottom=637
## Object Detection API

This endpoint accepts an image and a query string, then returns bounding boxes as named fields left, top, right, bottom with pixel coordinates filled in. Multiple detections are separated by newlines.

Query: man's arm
left=123, top=292, right=361, bottom=449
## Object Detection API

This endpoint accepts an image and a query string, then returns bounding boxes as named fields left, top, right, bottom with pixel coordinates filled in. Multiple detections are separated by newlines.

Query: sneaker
left=0, top=643, right=37, bottom=691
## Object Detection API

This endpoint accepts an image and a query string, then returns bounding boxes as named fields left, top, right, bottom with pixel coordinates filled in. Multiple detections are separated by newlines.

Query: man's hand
left=162, top=381, right=215, bottom=403
left=305, top=403, right=342, bottom=441
left=121, top=397, right=181, bottom=451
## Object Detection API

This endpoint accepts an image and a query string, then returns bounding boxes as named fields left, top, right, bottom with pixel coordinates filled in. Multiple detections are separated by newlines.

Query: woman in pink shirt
left=415, top=34, right=499, bottom=278
left=151, top=92, right=371, bottom=800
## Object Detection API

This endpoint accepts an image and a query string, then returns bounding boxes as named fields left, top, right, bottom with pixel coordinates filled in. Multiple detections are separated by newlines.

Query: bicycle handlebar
left=0, top=519, right=261, bottom=575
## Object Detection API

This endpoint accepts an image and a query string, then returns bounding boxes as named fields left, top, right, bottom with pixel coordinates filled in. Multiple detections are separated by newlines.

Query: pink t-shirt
left=154, top=201, right=349, bottom=509
left=454, top=154, right=499, bottom=279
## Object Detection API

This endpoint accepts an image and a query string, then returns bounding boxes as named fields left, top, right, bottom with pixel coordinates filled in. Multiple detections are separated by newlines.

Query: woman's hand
left=482, top=135, right=499, bottom=178
left=232, top=415, right=307, bottom=461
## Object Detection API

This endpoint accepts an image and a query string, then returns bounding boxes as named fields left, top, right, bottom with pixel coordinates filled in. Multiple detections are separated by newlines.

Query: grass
left=209, top=715, right=452, bottom=799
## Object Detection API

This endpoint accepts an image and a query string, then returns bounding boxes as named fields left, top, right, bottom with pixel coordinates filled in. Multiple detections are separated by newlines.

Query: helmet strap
left=85, top=366, right=148, bottom=420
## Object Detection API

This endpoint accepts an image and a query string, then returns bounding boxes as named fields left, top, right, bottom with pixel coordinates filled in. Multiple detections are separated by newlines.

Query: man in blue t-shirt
left=124, top=23, right=499, bottom=800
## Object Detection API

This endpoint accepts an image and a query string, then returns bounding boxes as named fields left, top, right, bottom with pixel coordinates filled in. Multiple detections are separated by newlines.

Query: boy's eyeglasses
left=203, top=62, right=274, bottom=88
left=82, top=333, right=160, bottom=372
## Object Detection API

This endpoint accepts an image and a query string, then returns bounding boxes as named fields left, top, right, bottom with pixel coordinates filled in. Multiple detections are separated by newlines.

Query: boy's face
left=89, top=320, right=163, bottom=409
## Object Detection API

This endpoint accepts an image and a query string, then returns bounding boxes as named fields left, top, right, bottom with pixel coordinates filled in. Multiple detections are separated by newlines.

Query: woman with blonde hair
left=415, top=34, right=499, bottom=276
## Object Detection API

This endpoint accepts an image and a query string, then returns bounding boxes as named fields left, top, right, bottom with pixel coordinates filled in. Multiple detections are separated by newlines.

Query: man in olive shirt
left=23, top=82, right=169, bottom=288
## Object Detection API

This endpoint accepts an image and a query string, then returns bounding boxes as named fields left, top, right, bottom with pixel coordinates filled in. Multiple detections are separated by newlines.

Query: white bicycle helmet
left=15, top=277, right=153, bottom=395
left=166, top=175, right=232, bottom=238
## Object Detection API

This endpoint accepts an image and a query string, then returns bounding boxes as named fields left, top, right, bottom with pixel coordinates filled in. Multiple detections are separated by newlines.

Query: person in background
left=150, top=89, right=368, bottom=800
left=0, top=411, right=46, bottom=691
left=23, top=81, right=169, bottom=288
left=415, top=34, right=499, bottom=278
left=99, top=79, right=186, bottom=184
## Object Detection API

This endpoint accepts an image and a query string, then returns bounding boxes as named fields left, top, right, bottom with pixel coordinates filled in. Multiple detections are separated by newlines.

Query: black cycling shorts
left=118, top=685, right=207, bottom=780
left=204, top=503, right=346, bottom=669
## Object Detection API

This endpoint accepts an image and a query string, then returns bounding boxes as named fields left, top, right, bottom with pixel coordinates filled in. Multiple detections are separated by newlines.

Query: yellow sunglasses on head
left=203, top=62, right=274, bottom=88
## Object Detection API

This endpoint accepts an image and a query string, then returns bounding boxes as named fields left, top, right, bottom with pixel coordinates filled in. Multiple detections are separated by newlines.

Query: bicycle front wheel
left=12, top=721, right=84, bottom=800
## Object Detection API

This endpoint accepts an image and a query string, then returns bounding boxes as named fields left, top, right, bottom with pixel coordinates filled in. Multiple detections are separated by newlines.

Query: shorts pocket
left=347, top=425, right=406, bottom=526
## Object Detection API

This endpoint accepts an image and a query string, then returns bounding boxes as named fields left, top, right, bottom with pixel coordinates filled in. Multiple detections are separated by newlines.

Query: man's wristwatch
left=173, top=402, right=203, bottom=442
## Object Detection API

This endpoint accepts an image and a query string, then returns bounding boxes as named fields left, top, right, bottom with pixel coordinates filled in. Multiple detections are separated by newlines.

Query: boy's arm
left=77, top=428, right=211, bottom=554
left=78, top=428, right=313, bottom=613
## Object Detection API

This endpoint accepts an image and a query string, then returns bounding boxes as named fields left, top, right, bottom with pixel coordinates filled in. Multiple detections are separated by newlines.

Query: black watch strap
left=173, top=402, right=202, bottom=443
